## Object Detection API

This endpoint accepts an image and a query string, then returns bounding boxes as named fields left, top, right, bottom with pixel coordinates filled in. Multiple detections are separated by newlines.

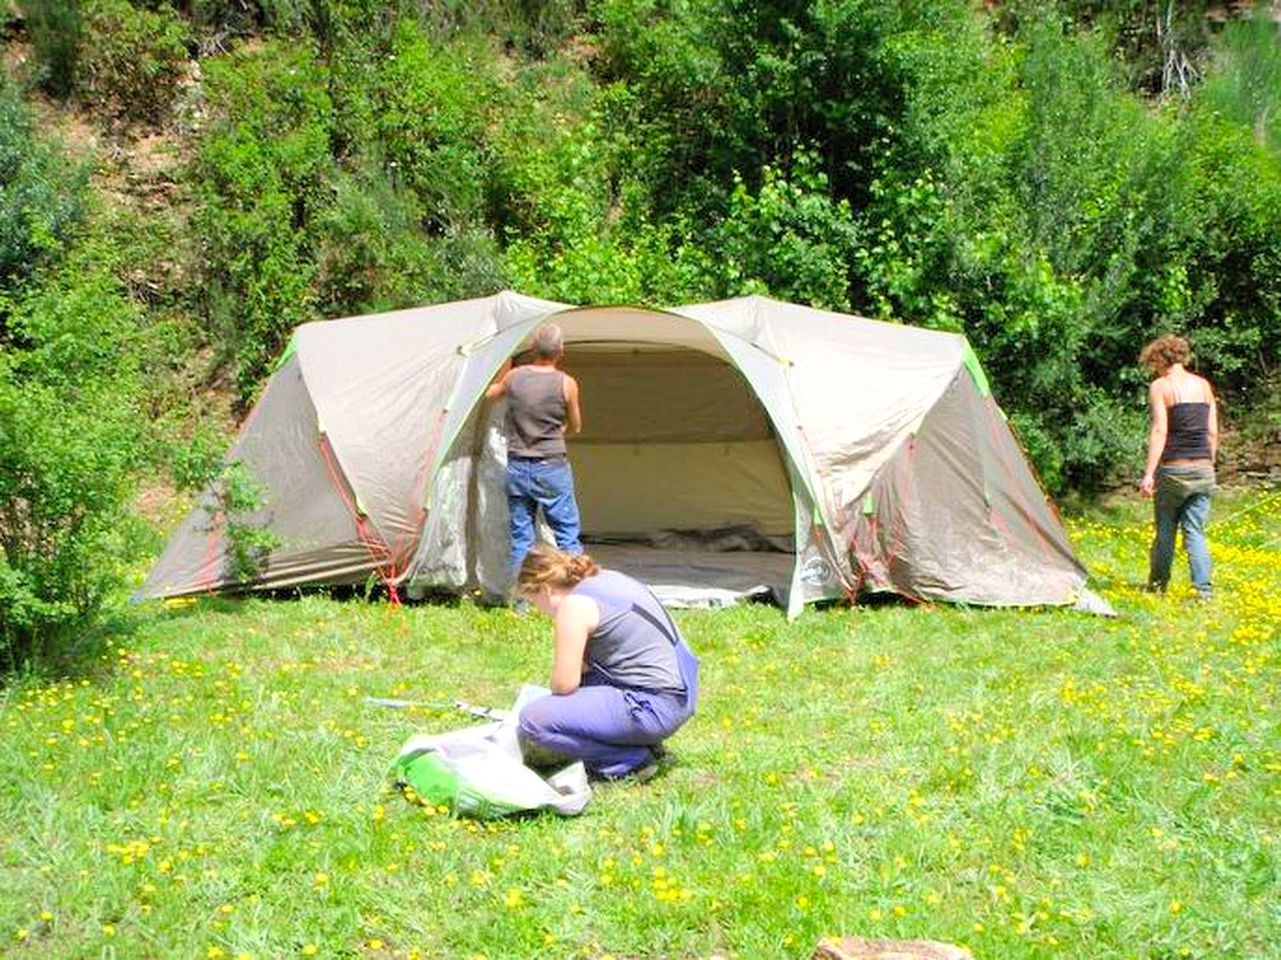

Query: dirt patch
left=2, top=36, right=34, bottom=76
left=134, top=480, right=192, bottom=530
left=121, top=132, right=183, bottom=179
left=24, top=93, right=104, bottom=158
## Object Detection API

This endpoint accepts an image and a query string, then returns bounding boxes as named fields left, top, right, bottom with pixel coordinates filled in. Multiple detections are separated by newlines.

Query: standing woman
left=1138, top=334, right=1218, bottom=600
left=515, top=545, right=699, bottom=780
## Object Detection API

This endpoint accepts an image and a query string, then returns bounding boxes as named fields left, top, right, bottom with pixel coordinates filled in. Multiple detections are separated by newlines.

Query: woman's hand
left=1139, top=472, right=1156, bottom=497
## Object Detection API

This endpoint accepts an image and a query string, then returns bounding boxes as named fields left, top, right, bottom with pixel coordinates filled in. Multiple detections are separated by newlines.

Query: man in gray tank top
left=485, top=323, right=585, bottom=584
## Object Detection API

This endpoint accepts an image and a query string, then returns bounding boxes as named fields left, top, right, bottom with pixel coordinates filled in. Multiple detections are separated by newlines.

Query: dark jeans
left=1148, top=464, right=1215, bottom=596
left=506, top=455, right=582, bottom=580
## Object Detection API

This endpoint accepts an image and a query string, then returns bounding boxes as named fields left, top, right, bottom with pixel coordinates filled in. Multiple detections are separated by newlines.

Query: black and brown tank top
left=504, top=366, right=568, bottom=458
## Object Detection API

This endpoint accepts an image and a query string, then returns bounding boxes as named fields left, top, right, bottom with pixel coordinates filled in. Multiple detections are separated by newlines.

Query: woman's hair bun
left=516, top=545, right=599, bottom=593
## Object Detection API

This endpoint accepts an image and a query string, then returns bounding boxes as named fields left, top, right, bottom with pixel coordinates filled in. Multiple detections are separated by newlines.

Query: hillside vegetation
left=2, top=1, right=1281, bottom=661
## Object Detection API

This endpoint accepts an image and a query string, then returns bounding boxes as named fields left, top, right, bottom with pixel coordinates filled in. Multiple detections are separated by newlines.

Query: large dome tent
left=139, top=292, right=1106, bottom=617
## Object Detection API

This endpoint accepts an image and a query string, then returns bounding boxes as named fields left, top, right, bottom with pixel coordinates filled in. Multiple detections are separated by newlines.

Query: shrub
left=591, top=0, right=910, bottom=217
left=0, top=79, right=86, bottom=289
left=22, top=0, right=81, bottom=98
left=191, top=28, right=521, bottom=402
left=207, top=461, right=280, bottom=585
left=492, top=69, right=714, bottom=305
left=163, top=0, right=1281, bottom=494
left=0, top=259, right=146, bottom=668
left=1181, top=104, right=1281, bottom=401
left=708, top=151, right=860, bottom=310
left=166, top=420, right=229, bottom=492
left=77, top=0, right=192, bottom=124
left=368, top=21, right=499, bottom=230
left=505, top=208, right=712, bottom=306
left=1197, top=7, right=1281, bottom=156
left=845, top=12, right=1234, bottom=489
left=192, top=43, right=332, bottom=403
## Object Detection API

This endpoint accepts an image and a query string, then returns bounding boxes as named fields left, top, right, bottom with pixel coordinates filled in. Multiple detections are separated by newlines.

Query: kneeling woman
left=516, top=545, right=699, bottom=779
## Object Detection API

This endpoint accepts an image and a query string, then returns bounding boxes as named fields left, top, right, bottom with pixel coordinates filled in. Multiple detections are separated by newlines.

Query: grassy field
left=2, top=489, right=1278, bottom=959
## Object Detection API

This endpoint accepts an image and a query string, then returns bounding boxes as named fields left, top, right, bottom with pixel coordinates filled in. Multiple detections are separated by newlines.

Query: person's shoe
left=1192, top=590, right=1214, bottom=604
left=631, top=759, right=660, bottom=783
left=1142, top=582, right=1167, bottom=594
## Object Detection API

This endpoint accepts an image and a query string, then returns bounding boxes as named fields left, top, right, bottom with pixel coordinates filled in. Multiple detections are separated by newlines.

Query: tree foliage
left=0, top=250, right=147, bottom=667
left=4, top=0, right=1281, bottom=663
left=173, top=0, right=1281, bottom=470
left=0, top=79, right=85, bottom=291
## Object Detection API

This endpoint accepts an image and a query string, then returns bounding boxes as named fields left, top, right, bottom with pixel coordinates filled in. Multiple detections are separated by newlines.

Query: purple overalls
left=518, top=570, right=700, bottom=778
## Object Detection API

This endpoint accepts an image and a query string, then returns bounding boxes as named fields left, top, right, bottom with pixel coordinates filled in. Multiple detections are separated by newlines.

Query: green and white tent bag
left=389, top=685, right=591, bottom=818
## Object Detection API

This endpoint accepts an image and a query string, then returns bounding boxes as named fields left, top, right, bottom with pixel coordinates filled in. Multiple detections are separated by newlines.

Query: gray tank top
left=571, top=570, right=686, bottom=695
left=504, top=366, right=567, bottom=457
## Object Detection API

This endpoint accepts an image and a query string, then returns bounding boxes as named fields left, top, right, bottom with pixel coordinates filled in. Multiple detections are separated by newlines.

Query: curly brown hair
left=516, top=545, right=600, bottom=595
left=1139, top=334, right=1191, bottom=374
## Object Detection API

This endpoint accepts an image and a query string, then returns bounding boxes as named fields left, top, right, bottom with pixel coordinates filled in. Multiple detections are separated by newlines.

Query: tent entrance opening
left=567, top=345, right=794, bottom=603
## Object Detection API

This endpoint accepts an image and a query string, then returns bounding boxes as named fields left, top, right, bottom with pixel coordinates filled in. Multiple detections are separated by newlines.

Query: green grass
left=2, top=488, right=1279, bottom=959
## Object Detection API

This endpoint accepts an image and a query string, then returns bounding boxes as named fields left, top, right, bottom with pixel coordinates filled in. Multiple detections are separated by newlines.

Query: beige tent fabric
left=850, top=370, right=1085, bottom=604
left=300, top=293, right=565, bottom=557
left=140, top=355, right=371, bottom=596
left=141, top=293, right=567, bottom=599
left=574, top=440, right=792, bottom=536
left=139, top=292, right=1092, bottom=612
left=569, top=348, right=791, bottom=537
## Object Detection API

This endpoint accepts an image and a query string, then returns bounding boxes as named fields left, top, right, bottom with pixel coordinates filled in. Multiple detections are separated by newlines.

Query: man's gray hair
left=532, top=323, right=564, bottom=359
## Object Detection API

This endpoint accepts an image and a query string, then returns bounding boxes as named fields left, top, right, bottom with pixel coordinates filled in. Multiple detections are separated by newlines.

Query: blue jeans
left=1148, top=465, right=1214, bottom=596
left=506, top=456, right=582, bottom=580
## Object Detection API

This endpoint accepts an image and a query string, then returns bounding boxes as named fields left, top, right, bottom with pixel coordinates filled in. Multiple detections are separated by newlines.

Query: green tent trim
left=962, top=342, right=991, bottom=397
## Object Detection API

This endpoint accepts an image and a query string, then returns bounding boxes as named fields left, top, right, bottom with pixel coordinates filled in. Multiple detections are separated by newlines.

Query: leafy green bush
left=1198, top=8, right=1281, bottom=156
left=591, top=0, right=910, bottom=217
left=77, top=0, right=191, bottom=124
left=505, top=208, right=710, bottom=306
left=410, top=0, right=586, bottom=55
left=0, top=79, right=86, bottom=288
left=165, top=420, right=228, bottom=492
left=367, top=21, right=499, bottom=229
left=314, top=165, right=504, bottom=315
left=707, top=152, right=860, bottom=310
left=192, top=43, right=331, bottom=402
left=313, top=168, right=434, bottom=315
left=836, top=9, right=1281, bottom=489
left=164, top=0, right=1281, bottom=492
left=1060, top=0, right=1215, bottom=96
left=191, top=27, right=514, bottom=402
left=22, top=0, right=81, bottom=98
left=1179, top=110, right=1281, bottom=394
left=0, top=257, right=146, bottom=668
left=207, top=460, right=280, bottom=584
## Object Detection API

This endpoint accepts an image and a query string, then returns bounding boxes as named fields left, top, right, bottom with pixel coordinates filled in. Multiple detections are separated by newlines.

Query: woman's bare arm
left=549, top=594, right=598, bottom=694
left=1140, top=379, right=1169, bottom=495
left=1206, top=380, right=1219, bottom=461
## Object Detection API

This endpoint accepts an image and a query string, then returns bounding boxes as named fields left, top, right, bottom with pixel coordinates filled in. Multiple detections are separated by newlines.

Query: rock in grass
left=812, top=936, right=974, bottom=960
